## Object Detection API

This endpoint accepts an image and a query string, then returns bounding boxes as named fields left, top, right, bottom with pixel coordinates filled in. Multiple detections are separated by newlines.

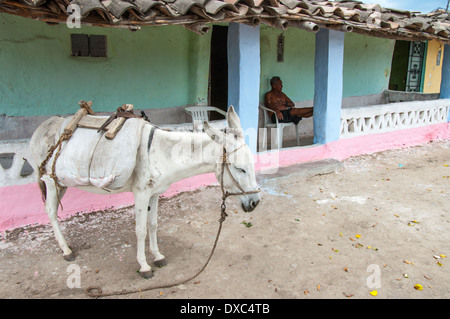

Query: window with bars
left=405, top=41, right=425, bottom=92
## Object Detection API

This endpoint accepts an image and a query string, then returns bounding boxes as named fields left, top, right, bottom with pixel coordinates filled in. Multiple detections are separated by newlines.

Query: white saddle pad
left=52, top=117, right=144, bottom=189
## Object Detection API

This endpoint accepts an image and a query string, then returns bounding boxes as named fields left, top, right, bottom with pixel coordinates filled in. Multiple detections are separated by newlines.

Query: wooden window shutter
left=89, top=35, right=107, bottom=57
left=71, top=34, right=89, bottom=57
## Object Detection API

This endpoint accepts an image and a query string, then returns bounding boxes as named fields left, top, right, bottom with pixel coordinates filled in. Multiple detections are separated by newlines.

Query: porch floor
left=259, top=135, right=315, bottom=151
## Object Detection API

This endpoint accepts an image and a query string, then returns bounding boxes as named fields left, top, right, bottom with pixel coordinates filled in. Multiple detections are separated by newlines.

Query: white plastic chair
left=184, top=106, right=227, bottom=131
left=260, top=105, right=300, bottom=149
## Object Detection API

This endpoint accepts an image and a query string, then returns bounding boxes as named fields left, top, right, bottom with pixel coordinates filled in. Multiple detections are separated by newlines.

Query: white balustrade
left=0, top=139, right=35, bottom=187
left=340, top=99, right=450, bottom=138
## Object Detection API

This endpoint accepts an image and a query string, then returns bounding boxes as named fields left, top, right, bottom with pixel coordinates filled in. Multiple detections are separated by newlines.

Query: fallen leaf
left=369, top=290, right=378, bottom=296
left=317, top=284, right=321, bottom=291
left=332, top=248, right=339, bottom=252
left=394, top=214, right=400, bottom=218
left=344, top=267, right=348, bottom=272
left=408, top=220, right=420, bottom=227
left=404, top=260, right=412, bottom=264
left=343, top=292, right=354, bottom=298
left=437, top=261, right=443, bottom=267
left=414, top=284, right=423, bottom=291
left=403, top=273, right=409, bottom=278
left=355, top=234, right=361, bottom=239
left=424, top=275, right=432, bottom=280
left=441, top=254, right=447, bottom=258
left=304, top=290, right=309, bottom=295
left=241, top=221, right=253, bottom=228
left=339, top=232, right=343, bottom=237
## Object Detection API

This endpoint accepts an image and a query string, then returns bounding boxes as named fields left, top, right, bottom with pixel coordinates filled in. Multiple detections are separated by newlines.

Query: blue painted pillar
left=313, top=29, right=345, bottom=144
left=227, top=22, right=260, bottom=152
left=439, top=44, right=450, bottom=121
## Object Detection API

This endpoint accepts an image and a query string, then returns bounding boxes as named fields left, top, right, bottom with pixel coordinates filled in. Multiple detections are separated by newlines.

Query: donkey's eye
left=236, top=167, right=246, bottom=174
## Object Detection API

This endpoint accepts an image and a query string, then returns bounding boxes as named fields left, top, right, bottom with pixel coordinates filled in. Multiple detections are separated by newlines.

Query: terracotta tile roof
left=1, top=0, right=449, bottom=42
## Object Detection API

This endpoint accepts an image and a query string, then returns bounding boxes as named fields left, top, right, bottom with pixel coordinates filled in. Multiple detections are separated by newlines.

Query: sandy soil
left=0, top=139, right=449, bottom=299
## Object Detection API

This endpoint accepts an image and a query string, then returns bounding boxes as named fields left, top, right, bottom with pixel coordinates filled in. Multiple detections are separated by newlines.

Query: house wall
left=259, top=25, right=316, bottom=103
left=259, top=27, right=395, bottom=142
left=1, top=15, right=396, bottom=140
left=342, top=33, right=395, bottom=97
left=0, top=13, right=211, bottom=118
left=423, top=40, right=445, bottom=94
left=259, top=26, right=395, bottom=105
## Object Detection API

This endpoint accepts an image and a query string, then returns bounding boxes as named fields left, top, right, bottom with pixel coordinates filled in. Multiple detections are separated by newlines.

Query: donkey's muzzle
left=242, top=197, right=260, bottom=212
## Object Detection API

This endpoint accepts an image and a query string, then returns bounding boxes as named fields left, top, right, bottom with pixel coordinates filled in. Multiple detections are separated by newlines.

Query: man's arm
left=283, top=93, right=295, bottom=108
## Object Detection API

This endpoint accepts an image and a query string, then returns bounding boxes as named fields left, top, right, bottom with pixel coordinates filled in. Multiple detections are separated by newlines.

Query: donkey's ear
left=227, top=105, right=241, bottom=129
left=204, top=121, right=226, bottom=144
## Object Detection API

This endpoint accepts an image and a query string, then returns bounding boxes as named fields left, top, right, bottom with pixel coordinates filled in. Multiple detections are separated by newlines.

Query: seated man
left=264, top=76, right=313, bottom=124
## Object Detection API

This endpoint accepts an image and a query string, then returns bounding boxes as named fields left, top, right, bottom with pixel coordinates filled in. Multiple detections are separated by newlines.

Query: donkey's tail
left=37, top=169, right=47, bottom=203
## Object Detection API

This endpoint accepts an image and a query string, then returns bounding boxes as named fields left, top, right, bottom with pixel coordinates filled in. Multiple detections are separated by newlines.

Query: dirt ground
left=0, top=139, right=449, bottom=299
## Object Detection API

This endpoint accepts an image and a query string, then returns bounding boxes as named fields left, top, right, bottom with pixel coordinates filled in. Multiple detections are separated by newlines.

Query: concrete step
left=257, top=158, right=342, bottom=183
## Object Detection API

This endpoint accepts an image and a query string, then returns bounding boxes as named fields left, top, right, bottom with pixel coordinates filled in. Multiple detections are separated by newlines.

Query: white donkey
left=30, top=106, right=260, bottom=278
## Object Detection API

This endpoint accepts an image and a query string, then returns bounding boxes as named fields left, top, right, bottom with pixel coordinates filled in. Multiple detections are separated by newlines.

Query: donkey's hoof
left=140, top=270, right=154, bottom=279
left=154, top=258, right=167, bottom=268
left=63, top=253, right=75, bottom=261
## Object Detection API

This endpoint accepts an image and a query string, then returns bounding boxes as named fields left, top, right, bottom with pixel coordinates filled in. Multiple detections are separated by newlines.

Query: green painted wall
left=260, top=25, right=315, bottom=103
left=1, top=14, right=396, bottom=118
left=260, top=26, right=395, bottom=102
left=0, top=13, right=211, bottom=117
left=343, top=32, right=395, bottom=97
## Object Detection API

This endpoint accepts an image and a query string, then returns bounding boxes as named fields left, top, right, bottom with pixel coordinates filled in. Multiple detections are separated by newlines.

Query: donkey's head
left=204, top=106, right=260, bottom=212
